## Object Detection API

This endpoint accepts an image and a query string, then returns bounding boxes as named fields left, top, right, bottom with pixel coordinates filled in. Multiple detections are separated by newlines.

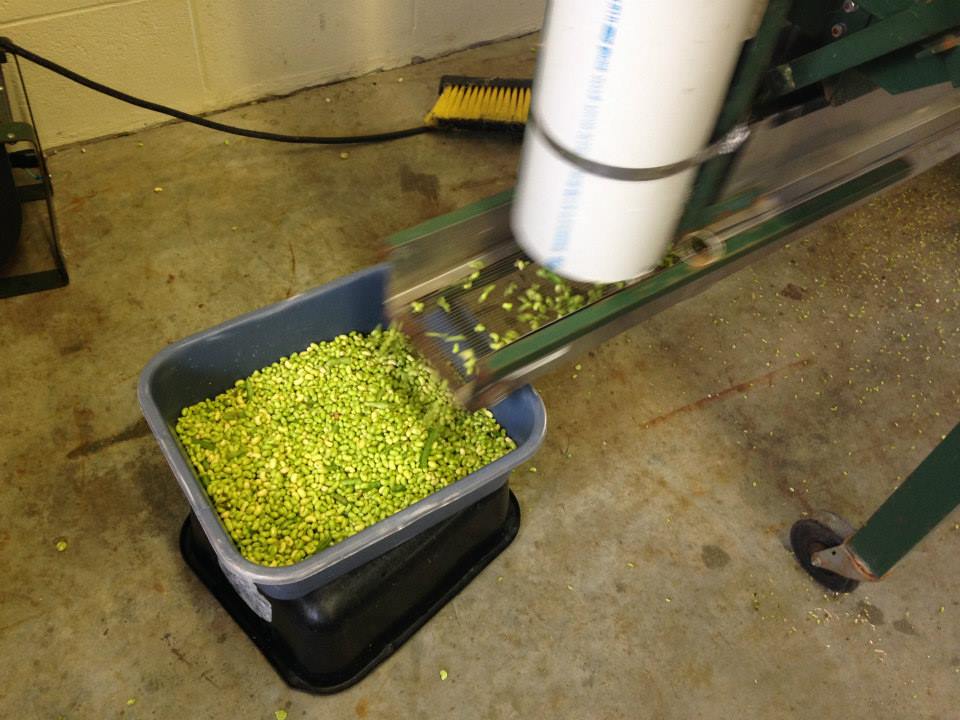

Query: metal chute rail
left=387, top=84, right=960, bottom=408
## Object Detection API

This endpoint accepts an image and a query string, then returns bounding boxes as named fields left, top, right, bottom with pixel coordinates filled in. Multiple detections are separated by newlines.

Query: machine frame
left=388, top=0, right=960, bottom=591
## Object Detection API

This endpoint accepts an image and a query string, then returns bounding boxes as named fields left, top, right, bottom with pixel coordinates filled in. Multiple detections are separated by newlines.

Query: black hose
left=0, top=37, right=434, bottom=145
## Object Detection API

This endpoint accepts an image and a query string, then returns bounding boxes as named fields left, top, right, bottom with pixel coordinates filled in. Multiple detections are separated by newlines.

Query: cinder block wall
left=0, top=0, right=545, bottom=147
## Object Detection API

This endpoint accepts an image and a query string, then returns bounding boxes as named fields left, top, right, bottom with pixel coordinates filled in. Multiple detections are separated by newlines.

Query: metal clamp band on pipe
left=528, top=113, right=751, bottom=182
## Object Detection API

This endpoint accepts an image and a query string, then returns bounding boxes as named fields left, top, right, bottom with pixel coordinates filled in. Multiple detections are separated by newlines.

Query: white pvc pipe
left=512, top=0, right=760, bottom=283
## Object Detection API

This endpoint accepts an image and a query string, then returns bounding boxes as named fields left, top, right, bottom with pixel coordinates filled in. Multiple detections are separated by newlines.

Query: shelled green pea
left=176, top=327, right=515, bottom=567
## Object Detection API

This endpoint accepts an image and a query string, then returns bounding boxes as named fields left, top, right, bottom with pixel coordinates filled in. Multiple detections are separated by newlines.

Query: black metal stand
left=0, top=49, right=68, bottom=299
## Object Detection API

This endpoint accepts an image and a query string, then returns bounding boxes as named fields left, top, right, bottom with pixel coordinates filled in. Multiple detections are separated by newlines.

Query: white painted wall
left=0, top=0, right=545, bottom=147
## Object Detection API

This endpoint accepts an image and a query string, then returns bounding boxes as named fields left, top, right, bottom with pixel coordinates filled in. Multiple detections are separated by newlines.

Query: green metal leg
left=679, top=0, right=793, bottom=232
left=848, top=421, right=960, bottom=576
left=803, top=421, right=960, bottom=586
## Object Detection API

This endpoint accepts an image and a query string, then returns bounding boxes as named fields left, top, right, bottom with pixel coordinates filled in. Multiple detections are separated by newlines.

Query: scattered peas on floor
left=274, top=710, right=288, bottom=720
left=439, top=669, right=448, bottom=681
left=55, top=538, right=68, bottom=552
left=176, top=327, right=515, bottom=567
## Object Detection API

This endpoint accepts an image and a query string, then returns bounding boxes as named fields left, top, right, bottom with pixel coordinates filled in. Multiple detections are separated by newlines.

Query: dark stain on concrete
left=66, top=418, right=151, bottom=459
left=355, top=698, right=369, bottom=718
left=199, top=669, right=220, bottom=688
left=73, top=406, right=95, bottom=438
left=640, top=358, right=814, bottom=430
left=63, top=190, right=97, bottom=214
left=126, top=454, right=191, bottom=539
left=701, top=544, right=731, bottom=569
left=163, top=632, right=193, bottom=667
left=0, top=614, right=42, bottom=637
left=780, top=283, right=806, bottom=300
left=857, top=600, right=885, bottom=626
left=893, top=617, right=920, bottom=636
left=399, top=164, right=439, bottom=204
left=60, top=341, right=89, bottom=356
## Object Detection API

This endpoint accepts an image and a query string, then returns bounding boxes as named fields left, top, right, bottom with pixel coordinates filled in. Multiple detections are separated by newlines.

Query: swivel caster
left=789, top=519, right=860, bottom=593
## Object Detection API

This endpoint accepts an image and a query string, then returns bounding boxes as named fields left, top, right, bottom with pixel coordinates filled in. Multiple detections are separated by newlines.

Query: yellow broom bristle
left=425, top=81, right=531, bottom=127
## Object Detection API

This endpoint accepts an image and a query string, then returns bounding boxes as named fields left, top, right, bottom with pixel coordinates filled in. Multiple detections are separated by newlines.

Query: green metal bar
left=680, top=0, right=794, bottom=232
left=769, top=1, right=960, bottom=96
left=865, top=48, right=951, bottom=94
left=858, top=0, right=913, bottom=19
left=848, top=422, right=960, bottom=577
left=488, top=159, right=910, bottom=378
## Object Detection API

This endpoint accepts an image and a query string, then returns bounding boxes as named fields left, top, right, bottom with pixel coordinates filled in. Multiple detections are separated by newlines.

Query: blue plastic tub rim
left=139, top=264, right=547, bottom=600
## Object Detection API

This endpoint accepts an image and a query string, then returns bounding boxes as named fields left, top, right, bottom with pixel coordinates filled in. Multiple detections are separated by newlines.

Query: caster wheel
left=790, top=519, right=860, bottom=593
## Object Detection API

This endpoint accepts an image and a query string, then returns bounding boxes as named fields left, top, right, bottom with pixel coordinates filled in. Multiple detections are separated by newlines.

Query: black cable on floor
left=0, top=37, right=434, bottom=145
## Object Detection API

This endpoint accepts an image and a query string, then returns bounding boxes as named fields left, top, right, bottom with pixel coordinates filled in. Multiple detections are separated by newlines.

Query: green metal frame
left=388, top=0, right=960, bottom=589
left=682, top=0, right=960, bottom=230
left=487, top=159, right=909, bottom=380
left=680, top=0, right=794, bottom=232
left=848, top=422, right=960, bottom=577
left=769, top=0, right=960, bottom=96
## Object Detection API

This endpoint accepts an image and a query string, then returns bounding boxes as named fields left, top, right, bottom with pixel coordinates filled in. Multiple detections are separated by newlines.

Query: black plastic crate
left=180, top=484, right=520, bottom=693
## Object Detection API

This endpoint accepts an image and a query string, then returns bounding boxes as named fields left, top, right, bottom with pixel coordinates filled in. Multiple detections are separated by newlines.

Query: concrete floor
left=2, top=35, right=960, bottom=719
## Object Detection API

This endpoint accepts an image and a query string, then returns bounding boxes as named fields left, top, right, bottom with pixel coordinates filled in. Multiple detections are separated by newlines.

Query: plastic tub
left=139, top=264, right=546, bottom=619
